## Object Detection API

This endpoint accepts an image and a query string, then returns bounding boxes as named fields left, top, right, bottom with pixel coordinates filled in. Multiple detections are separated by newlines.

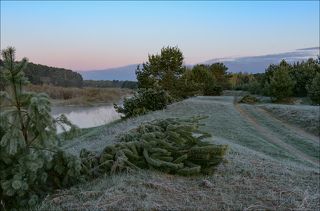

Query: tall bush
left=114, top=87, right=172, bottom=118
left=136, top=46, right=186, bottom=98
left=267, top=66, right=295, bottom=102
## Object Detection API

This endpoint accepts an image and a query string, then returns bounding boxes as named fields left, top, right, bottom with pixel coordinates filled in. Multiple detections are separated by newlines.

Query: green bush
left=203, top=84, right=222, bottom=96
left=0, top=149, right=83, bottom=208
left=267, top=67, right=295, bottom=102
left=136, top=46, right=185, bottom=98
left=307, top=73, right=320, bottom=105
left=114, top=87, right=173, bottom=118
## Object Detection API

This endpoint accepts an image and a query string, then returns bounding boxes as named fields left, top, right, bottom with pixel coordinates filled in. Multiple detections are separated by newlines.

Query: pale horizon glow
left=1, top=1, right=319, bottom=71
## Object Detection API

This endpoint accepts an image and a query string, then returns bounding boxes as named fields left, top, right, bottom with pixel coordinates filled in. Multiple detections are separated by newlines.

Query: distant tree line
left=230, top=58, right=320, bottom=104
left=83, top=80, right=138, bottom=89
left=0, top=59, right=138, bottom=90
left=0, top=59, right=83, bottom=88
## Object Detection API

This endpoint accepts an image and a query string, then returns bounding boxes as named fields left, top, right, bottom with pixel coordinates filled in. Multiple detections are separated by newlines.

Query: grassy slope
left=37, top=96, right=320, bottom=210
left=259, top=103, right=320, bottom=136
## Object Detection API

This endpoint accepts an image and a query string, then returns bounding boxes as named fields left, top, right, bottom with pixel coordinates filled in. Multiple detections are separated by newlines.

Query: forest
left=0, top=59, right=83, bottom=88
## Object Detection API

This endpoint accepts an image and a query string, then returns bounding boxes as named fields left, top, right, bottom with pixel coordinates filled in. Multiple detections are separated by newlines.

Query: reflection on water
left=51, top=104, right=121, bottom=131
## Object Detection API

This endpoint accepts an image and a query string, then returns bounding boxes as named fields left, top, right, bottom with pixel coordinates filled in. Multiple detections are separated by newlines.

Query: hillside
left=80, top=64, right=138, bottom=81
left=0, top=60, right=83, bottom=87
left=37, top=96, right=319, bottom=210
left=24, top=62, right=83, bottom=87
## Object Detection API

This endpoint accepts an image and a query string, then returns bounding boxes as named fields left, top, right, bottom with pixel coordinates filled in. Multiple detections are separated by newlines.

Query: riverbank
left=26, top=84, right=134, bottom=106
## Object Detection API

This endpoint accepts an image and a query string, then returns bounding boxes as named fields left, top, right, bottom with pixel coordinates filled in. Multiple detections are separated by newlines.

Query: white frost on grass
left=259, top=103, right=320, bottom=135
left=40, top=96, right=319, bottom=210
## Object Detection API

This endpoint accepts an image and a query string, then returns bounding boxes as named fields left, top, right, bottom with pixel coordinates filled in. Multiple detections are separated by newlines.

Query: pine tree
left=268, top=65, right=295, bottom=102
left=0, top=47, right=61, bottom=153
left=0, top=47, right=80, bottom=208
left=135, top=46, right=186, bottom=98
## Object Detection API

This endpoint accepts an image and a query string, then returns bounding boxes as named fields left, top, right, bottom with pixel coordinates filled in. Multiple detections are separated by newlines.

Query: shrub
left=0, top=47, right=80, bottom=209
left=203, top=84, right=223, bottom=96
left=238, top=95, right=260, bottom=104
left=307, top=73, right=320, bottom=105
left=114, top=87, right=173, bottom=118
left=267, top=67, right=295, bottom=102
left=290, top=58, right=319, bottom=97
left=136, top=46, right=185, bottom=97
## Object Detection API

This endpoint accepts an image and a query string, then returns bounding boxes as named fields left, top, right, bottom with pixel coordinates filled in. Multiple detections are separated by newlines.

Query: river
left=51, top=104, right=121, bottom=131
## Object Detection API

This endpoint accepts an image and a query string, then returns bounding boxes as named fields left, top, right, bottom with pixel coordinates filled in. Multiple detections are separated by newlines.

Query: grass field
left=259, top=103, right=320, bottom=136
left=36, top=96, right=320, bottom=210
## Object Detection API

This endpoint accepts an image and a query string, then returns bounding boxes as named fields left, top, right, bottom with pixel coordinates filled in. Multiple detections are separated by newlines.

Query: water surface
left=51, top=104, right=121, bottom=130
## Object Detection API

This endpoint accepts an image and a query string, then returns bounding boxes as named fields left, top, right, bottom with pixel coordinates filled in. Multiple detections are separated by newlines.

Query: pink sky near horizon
left=1, top=1, right=318, bottom=71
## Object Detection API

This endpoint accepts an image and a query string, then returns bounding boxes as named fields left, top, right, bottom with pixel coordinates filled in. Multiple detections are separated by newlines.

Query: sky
left=1, top=1, right=319, bottom=71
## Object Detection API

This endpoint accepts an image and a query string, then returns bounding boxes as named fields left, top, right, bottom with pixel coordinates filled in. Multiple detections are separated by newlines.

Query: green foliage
left=307, top=72, right=320, bottom=105
left=238, top=95, right=260, bottom=104
left=136, top=46, right=186, bottom=98
left=190, top=65, right=222, bottom=96
left=132, top=47, right=230, bottom=113
left=230, top=72, right=264, bottom=95
left=80, top=116, right=228, bottom=176
left=267, top=65, right=295, bottom=102
left=25, top=62, right=83, bottom=87
left=263, top=59, right=319, bottom=99
left=114, top=87, right=173, bottom=118
left=0, top=149, right=83, bottom=208
left=176, top=64, right=224, bottom=97
left=208, top=63, right=230, bottom=90
left=290, top=58, right=320, bottom=97
left=0, top=59, right=83, bottom=88
left=203, top=84, right=223, bottom=96
left=173, top=70, right=202, bottom=99
left=0, top=47, right=79, bottom=209
left=231, top=58, right=319, bottom=101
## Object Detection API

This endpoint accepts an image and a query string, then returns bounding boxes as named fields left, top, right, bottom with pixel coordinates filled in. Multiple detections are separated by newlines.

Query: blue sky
left=1, top=1, right=319, bottom=70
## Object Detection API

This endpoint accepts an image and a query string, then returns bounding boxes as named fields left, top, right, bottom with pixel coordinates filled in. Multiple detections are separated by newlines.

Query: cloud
left=204, top=47, right=319, bottom=73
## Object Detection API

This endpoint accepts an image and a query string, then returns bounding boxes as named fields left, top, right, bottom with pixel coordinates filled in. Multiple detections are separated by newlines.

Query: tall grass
left=25, top=84, right=133, bottom=105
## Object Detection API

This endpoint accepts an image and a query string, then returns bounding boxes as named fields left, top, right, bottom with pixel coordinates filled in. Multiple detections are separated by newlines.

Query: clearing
left=37, top=96, right=320, bottom=210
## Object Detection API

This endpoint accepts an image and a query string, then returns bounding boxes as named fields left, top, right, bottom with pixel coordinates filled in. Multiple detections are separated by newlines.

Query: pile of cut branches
left=81, top=116, right=228, bottom=176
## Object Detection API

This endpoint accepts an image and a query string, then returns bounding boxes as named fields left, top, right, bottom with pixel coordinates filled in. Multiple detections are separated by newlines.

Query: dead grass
left=25, top=84, right=133, bottom=106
